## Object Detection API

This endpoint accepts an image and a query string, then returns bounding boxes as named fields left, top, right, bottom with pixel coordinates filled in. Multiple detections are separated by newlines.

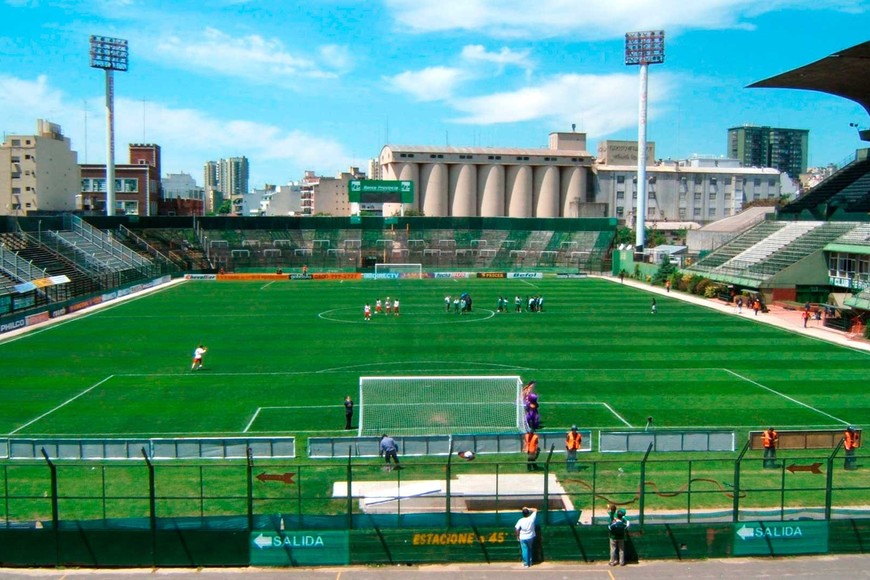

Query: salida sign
left=732, top=521, right=828, bottom=556
left=249, top=531, right=349, bottom=566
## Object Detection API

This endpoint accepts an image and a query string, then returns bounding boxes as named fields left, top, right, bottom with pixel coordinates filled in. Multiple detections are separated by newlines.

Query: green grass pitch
left=1, top=277, right=867, bottom=441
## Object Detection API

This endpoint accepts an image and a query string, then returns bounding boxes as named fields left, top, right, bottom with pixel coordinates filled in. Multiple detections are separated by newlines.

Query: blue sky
left=1, top=0, right=868, bottom=188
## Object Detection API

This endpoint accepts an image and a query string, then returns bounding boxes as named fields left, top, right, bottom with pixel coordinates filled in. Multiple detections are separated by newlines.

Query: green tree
left=652, top=254, right=677, bottom=285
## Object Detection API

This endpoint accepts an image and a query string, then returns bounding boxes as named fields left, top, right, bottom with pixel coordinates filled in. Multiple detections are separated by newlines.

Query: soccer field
left=1, top=277, right=867, bottom=441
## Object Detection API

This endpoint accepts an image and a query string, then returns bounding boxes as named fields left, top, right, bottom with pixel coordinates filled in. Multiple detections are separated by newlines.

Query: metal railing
left=1, top=445, right=865, bottom=529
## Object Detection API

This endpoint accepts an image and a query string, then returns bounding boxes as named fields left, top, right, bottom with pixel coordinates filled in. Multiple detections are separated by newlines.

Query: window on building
left=617, top=175, right=625, bottom=184
left=724, top=192, right=732, bottom=201
left=10, top=156, right=19, bottom=163
left=11, top=139, right=20, bottom=146
left=754, top=178, right=761, bottom=187
left=647, top=207, right=657, bottom=217
left=616, top=191, right=625, bottom=200
left=11, top=187, right=21, bottom=194
left=769, top=178, right=777, bottom=187
left=693, top=207, right=701, bottom=216
left=678, top=208, right=687, bottom=219
left=724, top=177, right=732, bottom=185
left=694, top=192, right=702, bottom=201
left=724, top=208, right=732, bottom=216
left=616, top=206, right=624, bottom=217
left=708, top=207, right=716, bottom=217
left=709, top=192, right=717, bottom=201
left=694, top=175, right=703, bottom=185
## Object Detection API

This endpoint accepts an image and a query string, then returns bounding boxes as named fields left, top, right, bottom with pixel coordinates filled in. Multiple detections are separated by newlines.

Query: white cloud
left=387, top=66, right=467, bottom=101
left=0, top=74, right=67, bottom=130
left=449, top=72, right=676, bottom=137
left=461, top=45, right=533, bottom=74
left=0, top=74, right=352, bottom=186
left=145, top=27, right=348, bottom=86
left=385, top=0, right=865, bottom=38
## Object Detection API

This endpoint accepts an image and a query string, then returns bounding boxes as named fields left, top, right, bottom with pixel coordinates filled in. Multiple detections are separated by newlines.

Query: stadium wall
left=0, top=519, right=866, bottom=567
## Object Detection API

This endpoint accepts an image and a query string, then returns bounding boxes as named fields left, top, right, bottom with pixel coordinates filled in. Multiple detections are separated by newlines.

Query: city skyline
left=1, top=0, right=868, bottom=190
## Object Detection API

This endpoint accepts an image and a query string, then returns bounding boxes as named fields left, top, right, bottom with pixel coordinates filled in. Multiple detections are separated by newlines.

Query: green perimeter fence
left=0, top=442, right=867, bottom=567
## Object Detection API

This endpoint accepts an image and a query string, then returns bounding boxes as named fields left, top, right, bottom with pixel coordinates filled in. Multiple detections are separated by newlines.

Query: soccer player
left=191, top=344, right=207, bottom=370
left=393, top=298, right=400, bottom=316
left=364, top=303, right=372, bottom=321
left=385, top=297, right=392, bottom=315
left=375, top=298, right=382, bottom=315
left=445, top=295, right=451, bottom=312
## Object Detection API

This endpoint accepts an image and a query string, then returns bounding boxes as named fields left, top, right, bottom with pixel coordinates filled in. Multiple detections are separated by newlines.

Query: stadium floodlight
left=90, top=35, right=129, bottom=217
left=625, top=30, right=665, bottom=253
left=358, top=375, right=527, bottom=436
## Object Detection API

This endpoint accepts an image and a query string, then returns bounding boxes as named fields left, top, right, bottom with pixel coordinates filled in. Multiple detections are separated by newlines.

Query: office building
left=0, top=119, right=80, bottom=215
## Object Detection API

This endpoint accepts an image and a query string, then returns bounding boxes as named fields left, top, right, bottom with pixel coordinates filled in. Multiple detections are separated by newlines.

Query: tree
left=652, top=253, right=677, bottom=286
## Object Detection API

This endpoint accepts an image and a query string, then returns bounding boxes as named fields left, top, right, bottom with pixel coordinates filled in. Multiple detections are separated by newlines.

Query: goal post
left=373, top=263, right=423, bottom=279
left=358, top=375, right=527, bottom=436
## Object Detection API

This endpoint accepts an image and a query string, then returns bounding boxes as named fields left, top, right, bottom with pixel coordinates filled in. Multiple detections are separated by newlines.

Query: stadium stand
left=779, top=155, right=870, bottom=220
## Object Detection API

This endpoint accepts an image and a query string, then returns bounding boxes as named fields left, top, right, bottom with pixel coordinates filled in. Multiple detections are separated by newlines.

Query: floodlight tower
left=89, top=35, right=128, bottom=216
left=625, top=30, right=665, bottom=253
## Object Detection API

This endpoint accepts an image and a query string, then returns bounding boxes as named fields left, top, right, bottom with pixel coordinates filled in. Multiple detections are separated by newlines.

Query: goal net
left=358, top=375, right=527, bottom=436
left=373, top=263, right=423, bottom=279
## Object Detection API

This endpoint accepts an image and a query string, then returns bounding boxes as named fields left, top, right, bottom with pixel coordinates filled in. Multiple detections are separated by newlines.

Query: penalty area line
left=547, top=401, right=632, bottom=428
left=723, top=368, right=849, bottom=426
left=8, top=375, right=115, bottom=436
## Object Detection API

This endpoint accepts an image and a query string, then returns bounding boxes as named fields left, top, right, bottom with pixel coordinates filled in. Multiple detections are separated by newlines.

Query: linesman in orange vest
left=523, top=429, right=540, bottom=471
left=566, top=425, right=582, bottom=472
left=762, top=427, right=778, bottom=469
left=844, top=426, right=860, bottom=471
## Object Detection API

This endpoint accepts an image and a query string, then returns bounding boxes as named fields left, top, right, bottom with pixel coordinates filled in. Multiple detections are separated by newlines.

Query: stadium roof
left=748, top=41, right=870, bottom=117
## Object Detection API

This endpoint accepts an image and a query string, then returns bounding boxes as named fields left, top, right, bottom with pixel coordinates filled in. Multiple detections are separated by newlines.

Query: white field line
left=723, top=368, right=850, bottom=425
left=547, top=400, right=633, bottom=427
left=8, top=375, right=115, bottom=436
left=260, top=281, right=276, bottom=290
left=243, top=408, right=262, bottom=433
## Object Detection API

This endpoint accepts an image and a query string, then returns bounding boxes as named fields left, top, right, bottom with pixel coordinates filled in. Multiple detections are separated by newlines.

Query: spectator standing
left=523, top=429, right=540, bottom=471
left=762, top=427, right=779, bottom=468
left=566, top=425, right=582, bottom=472
left=608, top=509, right=630, bottom=566
left=844, top=426, right=860, bottom=470
left=514, top=507, right=538, bottom=568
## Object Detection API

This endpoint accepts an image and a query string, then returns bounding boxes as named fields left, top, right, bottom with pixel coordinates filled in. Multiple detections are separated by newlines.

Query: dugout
left=749, top=429, right=860, bottom=450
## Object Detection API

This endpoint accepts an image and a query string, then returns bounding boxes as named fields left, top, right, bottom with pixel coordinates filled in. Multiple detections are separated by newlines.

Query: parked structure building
left=0, top=119, right=80, bottom=215
left=79, top=144, right=161, bottom=216
left=727, top=125, right=809, bottom=179
left=379, top=132, right=594, bottom=218
left=378, top=133, right=790, bottom=223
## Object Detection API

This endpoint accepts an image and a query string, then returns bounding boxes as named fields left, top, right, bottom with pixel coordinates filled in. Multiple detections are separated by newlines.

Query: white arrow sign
left=253, top=533, right=273, bottom=549
left=736, top=525, right=755, bottom=540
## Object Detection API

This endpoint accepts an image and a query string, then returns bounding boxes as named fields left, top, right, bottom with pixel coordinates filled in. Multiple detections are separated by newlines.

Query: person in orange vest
left=762, top=427, right=779, bottom=468
left=523, top=429, right=540, bottom=471
left=566, top=425, right=582, bottom=472
left=844, top=426, right=860, bottom=471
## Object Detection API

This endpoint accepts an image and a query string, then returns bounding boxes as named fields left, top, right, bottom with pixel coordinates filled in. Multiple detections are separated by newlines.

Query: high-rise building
left=203, top=157, right=249, bottom=214
left=727, top=125, right=809, bottom=179
left=0, top=119, right=80, bottom=215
